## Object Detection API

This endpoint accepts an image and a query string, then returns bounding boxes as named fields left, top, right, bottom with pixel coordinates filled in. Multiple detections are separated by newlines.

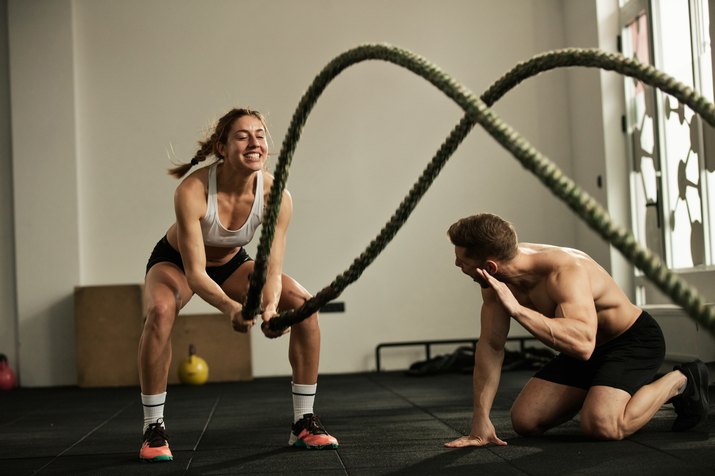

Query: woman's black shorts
left=145, top=235, right=252, bottom=285
left=533, top=311, right=665, bottom=395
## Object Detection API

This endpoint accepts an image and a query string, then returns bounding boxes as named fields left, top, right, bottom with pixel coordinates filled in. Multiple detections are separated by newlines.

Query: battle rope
left=242, top=44, right=715, bottom=334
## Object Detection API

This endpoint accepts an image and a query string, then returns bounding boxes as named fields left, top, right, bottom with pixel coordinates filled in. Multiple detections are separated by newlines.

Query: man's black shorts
left=533, top=311, right=665, bottom=395
left=145, top=235, right=252, bottom=285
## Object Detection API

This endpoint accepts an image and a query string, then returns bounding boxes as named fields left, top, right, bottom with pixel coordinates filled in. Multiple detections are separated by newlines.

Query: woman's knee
left=290, top=312, right=320, bottom=337
left=281, top=282, right=319, bottom=319
left=144, top=300, right=176, bottom=335
left=280, top=288, right=310, bottom=310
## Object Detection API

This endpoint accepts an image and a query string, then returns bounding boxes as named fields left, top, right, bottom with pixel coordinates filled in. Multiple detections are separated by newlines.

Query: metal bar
left=375, top=336, right=539, bottom=371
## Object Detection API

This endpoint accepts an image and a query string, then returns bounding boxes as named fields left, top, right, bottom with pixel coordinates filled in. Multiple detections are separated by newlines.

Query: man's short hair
left=447, top=213, right=518, bottom=262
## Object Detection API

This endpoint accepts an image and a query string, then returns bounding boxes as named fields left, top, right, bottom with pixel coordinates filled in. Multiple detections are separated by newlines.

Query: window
left=621, top=0, right=715, bottom=303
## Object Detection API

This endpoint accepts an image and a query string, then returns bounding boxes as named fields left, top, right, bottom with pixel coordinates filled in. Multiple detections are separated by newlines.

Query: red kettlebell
left=0, top=354, right=17, bottom=391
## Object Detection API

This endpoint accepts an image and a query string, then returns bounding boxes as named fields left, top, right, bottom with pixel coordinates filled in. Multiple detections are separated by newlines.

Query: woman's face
left=220, top=115, right=268, bottom=171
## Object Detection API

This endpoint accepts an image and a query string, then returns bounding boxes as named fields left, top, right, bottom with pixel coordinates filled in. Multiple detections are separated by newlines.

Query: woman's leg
left=279, top=274, right=320, bottom=384
left=222, top=265, right=337, bottom=447
left=139, top=263, right=193, bottom=395
left=221, top=264, right=321, bottom=384
left=137, top=262, right=193, bottom=462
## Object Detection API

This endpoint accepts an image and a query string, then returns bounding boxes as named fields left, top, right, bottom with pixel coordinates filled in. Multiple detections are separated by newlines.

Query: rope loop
left=242, top=44, right=715, bottom=334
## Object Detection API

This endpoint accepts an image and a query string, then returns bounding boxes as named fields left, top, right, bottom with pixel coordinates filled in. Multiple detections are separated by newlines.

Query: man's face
left=454, top=246, right=488, bottom=287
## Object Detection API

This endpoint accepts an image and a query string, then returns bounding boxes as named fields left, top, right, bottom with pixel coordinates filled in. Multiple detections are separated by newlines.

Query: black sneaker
left=288, top=413, right=339, bottom=449
left=139, top=420, right=173, bottom=462
left=671, top=360, right=709, bottom=432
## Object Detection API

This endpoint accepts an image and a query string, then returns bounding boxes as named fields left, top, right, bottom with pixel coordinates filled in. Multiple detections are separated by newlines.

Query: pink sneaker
left=288, top=413, right=339, bottom=449
left=139, top=422, right=173, bottom=462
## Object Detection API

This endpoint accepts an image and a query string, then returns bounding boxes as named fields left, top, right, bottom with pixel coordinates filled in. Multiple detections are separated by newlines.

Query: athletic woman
left=138, top=108, right=338, bottom=462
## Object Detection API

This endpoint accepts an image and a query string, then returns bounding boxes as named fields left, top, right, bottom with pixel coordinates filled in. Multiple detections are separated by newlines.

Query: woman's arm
left=261, top=189, right=293, bottom=316
left=174, top=177, right=248, bottom=329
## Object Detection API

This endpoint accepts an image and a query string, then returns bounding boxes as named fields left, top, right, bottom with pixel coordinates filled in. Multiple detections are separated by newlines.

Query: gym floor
left=1, top=369, right=713, bottom=476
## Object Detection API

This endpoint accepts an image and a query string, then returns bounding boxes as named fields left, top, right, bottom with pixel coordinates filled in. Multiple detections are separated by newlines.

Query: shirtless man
left=444, top=213, right=709, bottom=448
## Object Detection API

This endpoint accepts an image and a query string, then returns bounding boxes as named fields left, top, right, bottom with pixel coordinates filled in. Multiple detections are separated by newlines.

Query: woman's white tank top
left=200, top=163, right=263, bottom=248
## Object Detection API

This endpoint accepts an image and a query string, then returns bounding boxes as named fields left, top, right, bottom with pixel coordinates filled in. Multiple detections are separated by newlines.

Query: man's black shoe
left=671, top=360, right=709, bottom=432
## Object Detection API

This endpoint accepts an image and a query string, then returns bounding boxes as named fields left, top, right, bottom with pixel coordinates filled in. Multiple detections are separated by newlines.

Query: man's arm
left=476, top=266, right=598, bottom=360
left=444, top=291, right=510, bottom=448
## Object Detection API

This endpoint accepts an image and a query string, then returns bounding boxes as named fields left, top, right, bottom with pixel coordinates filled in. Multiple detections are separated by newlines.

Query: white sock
left=292, top=382, right=317, bottom=423
left=141, top=392, right=167, bottom=432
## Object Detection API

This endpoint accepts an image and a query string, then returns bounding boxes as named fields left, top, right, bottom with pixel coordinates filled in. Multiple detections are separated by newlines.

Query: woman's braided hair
left=168, top=107, right=269, bottom=179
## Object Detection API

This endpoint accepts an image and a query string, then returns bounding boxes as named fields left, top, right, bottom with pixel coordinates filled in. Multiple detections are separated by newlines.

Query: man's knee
left=579, top=412, right=625, bottom=441
left=510, top=407, right=546, bottom=437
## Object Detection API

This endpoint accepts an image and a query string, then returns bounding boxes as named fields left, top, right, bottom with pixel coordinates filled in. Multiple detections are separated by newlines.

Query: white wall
left=562, top=0, right=633, bottom=295
left=7, top=0, right=593, bottom=386
left=595, top=0, right=634, bottom=298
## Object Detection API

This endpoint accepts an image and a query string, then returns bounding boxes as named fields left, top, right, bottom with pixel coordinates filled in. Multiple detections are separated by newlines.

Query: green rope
left=242, top=44, right=715, bottom=334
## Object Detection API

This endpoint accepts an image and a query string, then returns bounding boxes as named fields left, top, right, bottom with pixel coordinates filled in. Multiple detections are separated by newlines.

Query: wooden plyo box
left=74, top=284, right=252, bottom=388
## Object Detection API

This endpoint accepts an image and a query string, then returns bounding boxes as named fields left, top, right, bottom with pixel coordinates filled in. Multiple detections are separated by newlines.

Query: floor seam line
left=31, top=398, right=135, bottom=475
left=184, top=394, right=222, bottom=474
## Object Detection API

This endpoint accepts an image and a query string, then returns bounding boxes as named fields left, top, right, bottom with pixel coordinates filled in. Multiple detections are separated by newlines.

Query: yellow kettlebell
left=178, top=344, right=209, bottom=385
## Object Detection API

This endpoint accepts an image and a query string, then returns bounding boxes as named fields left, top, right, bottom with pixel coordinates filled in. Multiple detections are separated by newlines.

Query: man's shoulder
left=529, top=244, right=590, bottom=267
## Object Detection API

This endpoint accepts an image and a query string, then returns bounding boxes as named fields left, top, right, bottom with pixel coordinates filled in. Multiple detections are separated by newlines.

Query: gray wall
left=0, top=0, right=17, bottom=379
left=8, top=0, right=79, bottom=387
left=2, top=0, right=645, bottom=387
